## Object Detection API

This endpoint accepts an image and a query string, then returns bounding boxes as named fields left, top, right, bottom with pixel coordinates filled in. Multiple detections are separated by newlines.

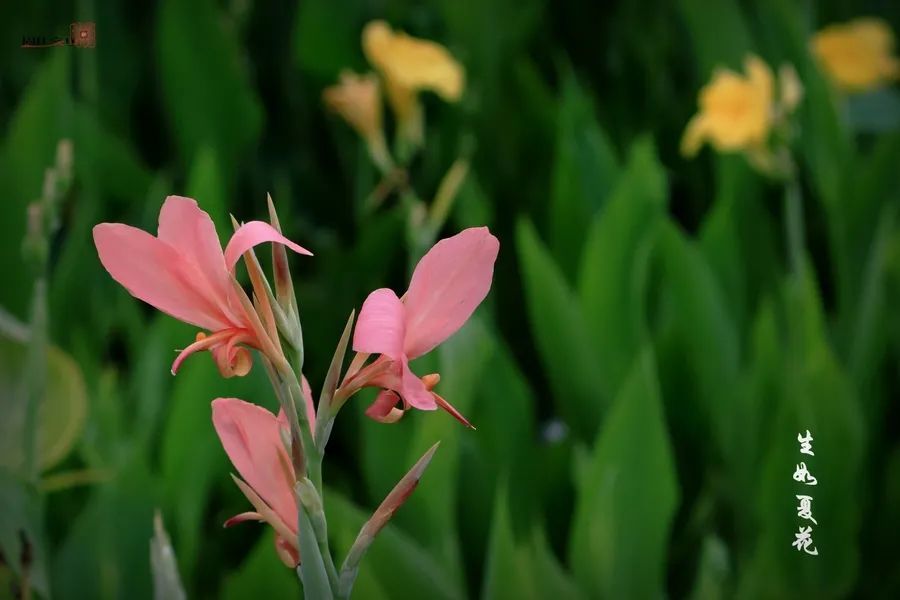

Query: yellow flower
left=812, top=18, right=900, bottom=92
left=362, top=20, right=464, bottom=147
left=323, top=71, right=393, bottom=172
left=323, top=71, right=382, bottom=140
left=681, top=55, right=774, bottom=157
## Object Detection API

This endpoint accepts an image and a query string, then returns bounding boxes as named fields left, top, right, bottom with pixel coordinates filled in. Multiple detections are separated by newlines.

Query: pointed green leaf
left=569, top=349, right=679, bottom=598
left=156, top=0, right=262, bottom=172
left=326, top=492, right=463, bottom=600
left=738, top=267, right=864, bottom=597
left=549, top=69, right=620, bottom=277
left=578, top=136, right=665, bottom=395
left=516, top=218, right=606, bottom=437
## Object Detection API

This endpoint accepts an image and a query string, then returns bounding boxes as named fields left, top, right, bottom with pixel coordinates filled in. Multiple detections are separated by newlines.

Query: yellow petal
left=812, top=17, right=900, bottom=92
left=361, top=20, right=464, bottom=101
left=680, top=114, right=708, bottom=157
left=322, top=70, right=383, bottom=141
left=745, top=54, right=774, bottom=109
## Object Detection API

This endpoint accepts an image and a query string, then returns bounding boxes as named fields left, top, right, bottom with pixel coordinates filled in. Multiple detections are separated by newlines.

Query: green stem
left=23, top=278, right=47, bottom=483
left=784, top=178, right=805, bottom=276
left=296, top=479, right=340, bottom=593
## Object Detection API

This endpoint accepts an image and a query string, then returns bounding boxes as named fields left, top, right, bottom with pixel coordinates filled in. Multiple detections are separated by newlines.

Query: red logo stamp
left=21, top=22, right=95, bottom=48
left=70, top=22, right=95, bottom=48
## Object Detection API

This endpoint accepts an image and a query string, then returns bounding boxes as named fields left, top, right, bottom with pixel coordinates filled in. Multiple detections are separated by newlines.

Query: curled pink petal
left=211, top=398, right=297, bottom=531
left=171, top=329, right=236, bottom=375
left=365, top=390, right=405, bottom=423
left=223, top=511, right=263, bottom=527
left=224, top=221, right=313, bottom=273
left=93, top=223, right=229, bottom=331
left=353, top=288, right=406, bottom=358
left=403, top=227, right=499, bottom=358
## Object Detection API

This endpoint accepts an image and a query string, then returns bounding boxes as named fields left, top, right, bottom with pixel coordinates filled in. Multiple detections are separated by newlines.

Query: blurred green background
left=2, top=0, right=900, bottom=598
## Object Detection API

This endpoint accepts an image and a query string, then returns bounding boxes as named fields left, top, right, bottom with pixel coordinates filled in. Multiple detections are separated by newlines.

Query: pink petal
left=403, top=227, right=499, bottom=358
left=365, top=390, right=405, bottom=423
left=353, top=288, right=406, bottom=358
left=93, top=223, right=229, bottom=331
left=224, top=221, right=313, bottom=273
left=157, top=196, right=244, bottom=325
left=400, top=359, right=437, bottom=410
left=302, top=375, right=316, bottom=431
left=211, top=398, right=297, bottom=531
left=223, top=511, right=263, bottom=527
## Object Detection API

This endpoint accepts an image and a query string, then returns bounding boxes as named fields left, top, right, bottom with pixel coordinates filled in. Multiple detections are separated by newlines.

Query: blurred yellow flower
left=323, top=71, right=393, bottom=172
left=323, top=71, right=382, bottom=140
left=682, top=55, right=803, bottom=177
left=812, top=18, right=900, bottom=92
left=362, top=20, right=464, bottom=147
left=681, top=55, right=774, bottom=157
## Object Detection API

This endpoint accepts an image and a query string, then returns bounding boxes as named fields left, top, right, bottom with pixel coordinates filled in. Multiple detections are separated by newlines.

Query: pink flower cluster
left=94, top=196, right=498, bottom=565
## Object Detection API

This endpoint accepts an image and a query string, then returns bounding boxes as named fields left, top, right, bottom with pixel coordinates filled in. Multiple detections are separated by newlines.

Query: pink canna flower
left=350, top=227, right=499, bottom=426
left=212, top=381, right=315, bottom=567
left=93, top=196, right=311, bottom=377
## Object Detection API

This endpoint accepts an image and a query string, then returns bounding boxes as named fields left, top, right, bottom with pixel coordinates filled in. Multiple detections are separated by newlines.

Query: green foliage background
left=1, top=0, right=899, bottom=597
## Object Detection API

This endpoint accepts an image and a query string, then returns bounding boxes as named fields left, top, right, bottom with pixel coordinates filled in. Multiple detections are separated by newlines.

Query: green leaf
left=52, top=460, right=158, bottom=599
left=753, top=0, right=854, bottom=304
left=0, top=52, right=72, bottom=318
left=186, top=145, right=229, bottom=234
left=150, top=511, right=186, bottom=600
left=698, top=155, right=779, bottom=331
left=482, top=484, right=585, bottom=600
left=156, top=0, right=262, bottom=173
left=516, top=218, right=606, bottom=438
left=678, top=0, right=752, bottom=74
left=568, top=348, right=679, bottom=598
left=297, top=504, right=335, bottom=599
left=578, top=136, right=665, bottom=395
left=399, top=316, right=495, bottom=585
left=657, top=220, right=740, bottom=453
left=737, top=266, right=864, bottom=597
left=0, top=329, right=88, bottom=472
left=326, top=492, right=463, bottom=600
left=292, top=0, right=361, bottom=78
left=688, top=536, right=731, bottom=600
left=221, top=531, right=299, bottom=600
left=549, top=68, right=620, bottom=278
left=160, top=347, right=273, bottom=581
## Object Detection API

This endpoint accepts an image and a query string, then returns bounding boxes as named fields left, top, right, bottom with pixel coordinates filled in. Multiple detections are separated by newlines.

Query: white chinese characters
left=792, top=526, right=819, bottom=556
left=791, top=431, right=819, bottom=556
left=792, top=462, right=818, bottom=485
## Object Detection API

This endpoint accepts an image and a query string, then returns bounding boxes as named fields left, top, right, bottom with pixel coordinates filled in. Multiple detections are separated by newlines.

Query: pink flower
left=93, top=196, right=311, bottom=377
left=351, top=227, right=499, bottom=426
left=212, top=381, right=315, bottom=567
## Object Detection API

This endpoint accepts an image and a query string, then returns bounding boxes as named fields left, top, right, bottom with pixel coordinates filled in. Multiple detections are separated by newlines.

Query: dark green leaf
left=578, top=136, right=665, bottom=396
left=516, top=218, right=606, bottom=438
left=568, top=348, right=678, bottom=598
